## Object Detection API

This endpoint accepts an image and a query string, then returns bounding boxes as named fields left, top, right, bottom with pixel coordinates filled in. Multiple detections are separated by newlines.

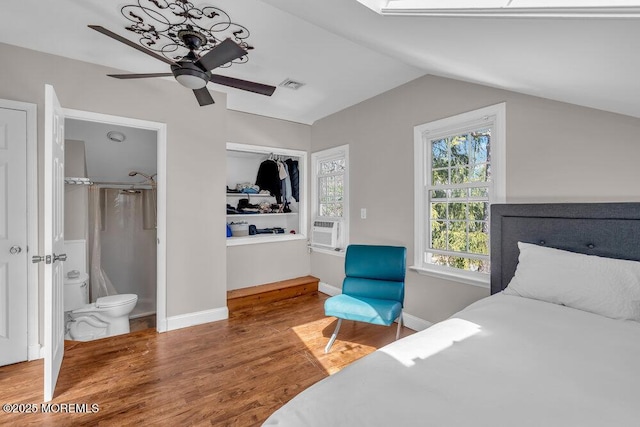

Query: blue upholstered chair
left=324, top=244, right=407, bottom=353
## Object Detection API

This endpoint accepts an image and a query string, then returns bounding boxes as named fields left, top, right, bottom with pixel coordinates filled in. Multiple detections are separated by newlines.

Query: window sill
left=409, top=265, right=490, bottom=289
left=308, top=245, right=346, bottom=258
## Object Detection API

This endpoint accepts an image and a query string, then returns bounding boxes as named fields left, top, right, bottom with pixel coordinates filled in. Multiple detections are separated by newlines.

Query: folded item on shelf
left=236, top=182, right=260, bottom=193
left=237, top=199, right=259, bottom=210
left=255, top=227, right=285, bottom=234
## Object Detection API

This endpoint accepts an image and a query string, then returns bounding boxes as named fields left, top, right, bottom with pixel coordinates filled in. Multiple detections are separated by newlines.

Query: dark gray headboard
left=490, top=203, right=640, bottom=295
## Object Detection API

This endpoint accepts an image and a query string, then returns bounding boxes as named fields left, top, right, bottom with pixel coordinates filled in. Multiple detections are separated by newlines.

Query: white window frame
left=310, top=144, right=349, bottom=255
left=412, top=103, right=506, bottom=288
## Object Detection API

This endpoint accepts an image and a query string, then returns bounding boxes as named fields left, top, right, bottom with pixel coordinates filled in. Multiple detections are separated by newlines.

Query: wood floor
left=0, top=292, right=413, bottom=426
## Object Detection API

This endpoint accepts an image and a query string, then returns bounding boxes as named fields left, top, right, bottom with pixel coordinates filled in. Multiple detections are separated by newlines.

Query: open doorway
left=61, top=108, right=167, bottom=336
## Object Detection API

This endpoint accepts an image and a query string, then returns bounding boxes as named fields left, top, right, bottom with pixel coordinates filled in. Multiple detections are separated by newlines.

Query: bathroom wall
left=64, top=140, right=88, bottom=241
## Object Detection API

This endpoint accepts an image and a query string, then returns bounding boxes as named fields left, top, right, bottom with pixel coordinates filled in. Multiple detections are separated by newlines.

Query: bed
left=263, top=203, right=640, bottom=426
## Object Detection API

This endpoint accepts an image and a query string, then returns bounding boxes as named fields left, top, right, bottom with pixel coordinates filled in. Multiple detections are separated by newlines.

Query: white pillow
left=504, top=242, right=640, bottom=322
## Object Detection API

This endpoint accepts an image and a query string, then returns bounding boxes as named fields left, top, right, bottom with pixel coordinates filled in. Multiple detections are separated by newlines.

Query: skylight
left=358, top=0, right=640, bottom=17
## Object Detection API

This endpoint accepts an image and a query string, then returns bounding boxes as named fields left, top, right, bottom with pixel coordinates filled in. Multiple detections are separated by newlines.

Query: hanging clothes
left=278, top=160, right=288, bottom=180
left=285, top=158, right=299, bottom=202
left=255, top=159, right=282, bottom=203
left=278, top=160, right=293, bottom=203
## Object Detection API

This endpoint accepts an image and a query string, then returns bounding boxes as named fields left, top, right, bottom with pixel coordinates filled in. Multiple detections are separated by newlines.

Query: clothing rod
left=92, top=181, right=155, bottom=189
left=93, top=180, right=154, bottom=185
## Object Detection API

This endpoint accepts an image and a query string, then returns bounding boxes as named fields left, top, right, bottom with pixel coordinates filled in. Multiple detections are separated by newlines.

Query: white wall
left=310, top=73, right=640, bottom=324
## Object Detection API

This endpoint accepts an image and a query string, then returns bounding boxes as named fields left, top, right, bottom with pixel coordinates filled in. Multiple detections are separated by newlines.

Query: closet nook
left=226, top=143, right=307, bottom=246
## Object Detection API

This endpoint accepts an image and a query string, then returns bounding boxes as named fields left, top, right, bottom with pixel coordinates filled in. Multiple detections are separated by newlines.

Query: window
left=311, top=145, right=349, bottom=252
left=413, top=104, right=505, bottom=287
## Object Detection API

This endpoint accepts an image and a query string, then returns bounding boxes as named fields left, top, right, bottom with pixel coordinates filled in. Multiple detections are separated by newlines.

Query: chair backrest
left=342, top=245, right=406, bottom=304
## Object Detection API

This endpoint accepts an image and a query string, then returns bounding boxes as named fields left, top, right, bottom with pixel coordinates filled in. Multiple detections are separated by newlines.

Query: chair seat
left=325, top=294, right=402, bottom=326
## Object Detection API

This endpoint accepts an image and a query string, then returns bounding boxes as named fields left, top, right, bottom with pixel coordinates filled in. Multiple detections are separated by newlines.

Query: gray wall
left=226, top=110, right=311, bottom=290
left=310, top=74, right=640, bottom=324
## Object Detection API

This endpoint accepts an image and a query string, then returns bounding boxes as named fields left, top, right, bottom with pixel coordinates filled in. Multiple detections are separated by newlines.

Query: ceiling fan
left=88, top=25, right=276, bottom=106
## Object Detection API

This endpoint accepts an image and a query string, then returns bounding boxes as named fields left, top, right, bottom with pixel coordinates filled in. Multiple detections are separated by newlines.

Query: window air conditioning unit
left=312, top=220, right=340, bottom=248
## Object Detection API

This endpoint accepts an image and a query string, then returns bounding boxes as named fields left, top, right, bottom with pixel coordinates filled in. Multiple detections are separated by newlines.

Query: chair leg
left=325, top=318, right=343, bottom=353
left=396, top=311, right=403, bottom=340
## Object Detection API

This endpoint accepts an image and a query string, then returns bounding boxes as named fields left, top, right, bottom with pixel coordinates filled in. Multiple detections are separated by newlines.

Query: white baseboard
left=165, top=307, right=229, bottom=332
left=317, top=282, right=432, bottom=331
left=402, top=312, right=432, bottom=331
left=318, top=281, right=341, bottom=296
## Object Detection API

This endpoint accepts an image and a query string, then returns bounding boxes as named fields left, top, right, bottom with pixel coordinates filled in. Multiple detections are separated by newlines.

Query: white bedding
left=263, top=294, right=640, bottom=426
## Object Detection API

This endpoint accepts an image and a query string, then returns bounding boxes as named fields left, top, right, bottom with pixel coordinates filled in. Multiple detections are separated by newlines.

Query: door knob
left=9, top=245, right=22, bottom=255
left=53, top=253, right=67, bottom=262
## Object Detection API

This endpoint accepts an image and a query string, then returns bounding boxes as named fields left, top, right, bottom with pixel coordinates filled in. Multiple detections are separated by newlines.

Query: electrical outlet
left=361, top=208, right=367, bottom=219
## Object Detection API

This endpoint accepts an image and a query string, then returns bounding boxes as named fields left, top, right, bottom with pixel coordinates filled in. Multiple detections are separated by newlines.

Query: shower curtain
left=88, top=186, right=118, bottom=301
left=89, top=186, right=157, bottom=316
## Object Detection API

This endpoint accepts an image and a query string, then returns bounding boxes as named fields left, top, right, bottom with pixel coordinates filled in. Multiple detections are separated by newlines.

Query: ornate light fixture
left=88, top=0, right=276, bottom=106
left=121, top=0, right=253, bottom=65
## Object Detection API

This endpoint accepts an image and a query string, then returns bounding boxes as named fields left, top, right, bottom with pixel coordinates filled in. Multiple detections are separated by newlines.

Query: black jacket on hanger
left=255, top=159, right=282, bottom=203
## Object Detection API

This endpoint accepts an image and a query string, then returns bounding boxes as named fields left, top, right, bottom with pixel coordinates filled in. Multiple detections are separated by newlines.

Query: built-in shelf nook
left=226, top=142, right=307, bottom=246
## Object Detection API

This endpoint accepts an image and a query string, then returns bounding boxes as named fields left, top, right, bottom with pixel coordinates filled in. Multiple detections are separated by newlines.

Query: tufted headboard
left=490, top=203, right=640, bottom=295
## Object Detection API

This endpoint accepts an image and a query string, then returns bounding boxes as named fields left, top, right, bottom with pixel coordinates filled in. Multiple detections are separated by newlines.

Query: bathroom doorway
left=62, top=109, right=167, bottom=334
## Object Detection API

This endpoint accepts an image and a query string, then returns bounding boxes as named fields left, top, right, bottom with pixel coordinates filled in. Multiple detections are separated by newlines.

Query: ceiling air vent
left=279, top=78, right=305, bottom=90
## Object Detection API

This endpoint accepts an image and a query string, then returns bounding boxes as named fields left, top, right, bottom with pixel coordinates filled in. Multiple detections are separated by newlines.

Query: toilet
left=64, top=272, right=138, bottom=341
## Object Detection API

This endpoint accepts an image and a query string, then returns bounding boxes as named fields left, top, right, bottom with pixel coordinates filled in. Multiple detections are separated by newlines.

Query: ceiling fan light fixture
left=172, top=63, right=209, bottom=89
left=90, top=2, right=277, bottom=106
left=175, top=73, right=208, bottom=89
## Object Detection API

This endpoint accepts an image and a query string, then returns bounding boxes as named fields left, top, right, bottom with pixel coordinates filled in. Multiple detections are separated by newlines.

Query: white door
left=43, top=85, right=66, bottom=402
left=0, top=106, right=28, bottom=366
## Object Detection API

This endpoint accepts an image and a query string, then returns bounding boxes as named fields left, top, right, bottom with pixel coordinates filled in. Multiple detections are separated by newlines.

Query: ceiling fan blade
left=108, top=73, right=174, bottom=79
left=195, top=38, right=247, bottom=72
left=193, top=88, right=215, bottom=106
left=88, top=25, right=175, bottom=66
left=209, top=74, right=276, bottom=96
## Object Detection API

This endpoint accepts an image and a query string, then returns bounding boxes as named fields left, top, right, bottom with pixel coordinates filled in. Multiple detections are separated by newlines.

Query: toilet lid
left=95, top=294, right=137, bottom=308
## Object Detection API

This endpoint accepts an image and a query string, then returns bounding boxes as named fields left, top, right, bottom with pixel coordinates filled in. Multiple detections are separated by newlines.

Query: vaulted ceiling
left=1, top=0, right=638, bottom=124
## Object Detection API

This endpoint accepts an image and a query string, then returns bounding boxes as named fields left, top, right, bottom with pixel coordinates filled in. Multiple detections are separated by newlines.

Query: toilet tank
left=64, top=273, right=90, bottom=312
